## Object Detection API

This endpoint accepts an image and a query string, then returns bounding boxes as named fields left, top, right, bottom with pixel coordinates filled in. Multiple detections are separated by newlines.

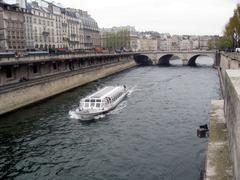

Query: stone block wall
left=224, top=70, right=240, bottom=180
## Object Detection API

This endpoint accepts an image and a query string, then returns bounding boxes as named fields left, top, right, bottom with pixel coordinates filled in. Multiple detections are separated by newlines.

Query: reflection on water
left=0, top=59, right=220, bottom=180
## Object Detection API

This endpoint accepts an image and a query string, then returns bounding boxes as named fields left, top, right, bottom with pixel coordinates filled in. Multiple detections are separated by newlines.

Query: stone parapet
left=224, top=70, right=240, bottom=180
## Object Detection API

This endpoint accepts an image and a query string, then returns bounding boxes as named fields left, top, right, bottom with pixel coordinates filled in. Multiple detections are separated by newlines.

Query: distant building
left=139, top=37, right=157, bottom=51
left=170, top=35, right=180, bottom=51
left=158, top=33, right=171, bottom=51
left=180, top=39, right=191, bottom=51
left=199, top=36, right=212, bottom=50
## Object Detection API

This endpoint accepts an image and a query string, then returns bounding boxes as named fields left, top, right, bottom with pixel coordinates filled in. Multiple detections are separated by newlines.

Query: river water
left=0, top=57, right=221, bottom=180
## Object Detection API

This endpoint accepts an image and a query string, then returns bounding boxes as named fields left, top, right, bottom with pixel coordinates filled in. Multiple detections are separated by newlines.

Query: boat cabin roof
left=85, top=86, right=123, bottom=100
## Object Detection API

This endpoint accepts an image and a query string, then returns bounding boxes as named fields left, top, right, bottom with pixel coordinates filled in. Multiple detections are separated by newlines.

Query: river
left=0, top=57, right=221, bottom=180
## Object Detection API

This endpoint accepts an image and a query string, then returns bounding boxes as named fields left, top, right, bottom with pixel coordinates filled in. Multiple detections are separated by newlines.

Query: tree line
left=209, top=4, right=240, bottom=50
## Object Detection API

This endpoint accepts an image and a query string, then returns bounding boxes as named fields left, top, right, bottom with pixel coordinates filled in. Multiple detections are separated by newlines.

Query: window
left=96, top=103, right=100, bottom=107
left=53, top=63, right=57, bottom=70
left=33, top=64, right=38, bottom=73
left=6, top=67, right=12, bottom=78
left=90, top=99, right=95, bottom=107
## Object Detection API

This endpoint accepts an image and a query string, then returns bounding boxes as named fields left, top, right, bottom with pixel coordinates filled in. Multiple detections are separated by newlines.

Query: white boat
left=77, top=85, right=128, bottom=121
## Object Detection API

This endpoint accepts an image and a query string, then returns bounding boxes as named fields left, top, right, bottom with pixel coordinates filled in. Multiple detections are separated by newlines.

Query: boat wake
left=128, top=85, right=137, bottom=96
left=69, top=108, right=106, bottom=120
left=94, top=114, right=106, bottom=120
left=69, top=109, right=81, bottom=119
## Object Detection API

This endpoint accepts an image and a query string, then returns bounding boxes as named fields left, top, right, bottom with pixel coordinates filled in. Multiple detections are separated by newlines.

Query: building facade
left=0, top=0, right=100, bottom=51
left=0, top=2, right=26, bottom=51
left=79, top=10, right=100, bottom=49
left=139, top=38, right=157, bottom=51
left=61, top=8, right=84, bottom=50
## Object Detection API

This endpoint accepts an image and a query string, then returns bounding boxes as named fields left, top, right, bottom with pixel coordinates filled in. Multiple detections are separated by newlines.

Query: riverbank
left=205, top=100, right=232, bottom=180
left=0, top=60, right=136, bottom=115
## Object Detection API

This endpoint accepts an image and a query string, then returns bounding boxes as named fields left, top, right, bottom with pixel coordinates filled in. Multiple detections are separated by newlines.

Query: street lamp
left=233, top=28, right=239, bottom=50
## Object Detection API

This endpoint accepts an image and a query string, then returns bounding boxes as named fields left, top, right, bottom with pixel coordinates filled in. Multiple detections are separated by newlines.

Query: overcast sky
left=6, top=0, right=240, bottom=35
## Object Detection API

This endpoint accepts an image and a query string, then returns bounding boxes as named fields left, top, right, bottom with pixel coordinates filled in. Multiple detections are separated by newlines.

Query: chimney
left=16, top=0, right=26, bottom=9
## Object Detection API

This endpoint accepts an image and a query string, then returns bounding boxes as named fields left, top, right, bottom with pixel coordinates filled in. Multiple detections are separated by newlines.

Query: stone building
left=25, top=1, right=100, bottom=50
left=78, top=10, right=100, bottom=49
left=25, top=1, right=60, bottom=50
left=61, top=8, right=84, bottom=50
left=158, top=33, right=171, bottom=51
left=0, top=2, right=26, bottom=51
left=180, top=39, right=192, bottom=51
left=0, top=0, right=100, bottom=51
left=139, top=37, right=157, bottom=51
left=24, top=9, right=34, bottom=49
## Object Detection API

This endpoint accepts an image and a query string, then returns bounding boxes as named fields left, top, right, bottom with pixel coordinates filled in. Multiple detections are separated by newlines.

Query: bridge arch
left=134, top=54, right=153, bottom=66
left=188, top=54, right=214, bottom=66
left=158, top=54, right=182, bottom=66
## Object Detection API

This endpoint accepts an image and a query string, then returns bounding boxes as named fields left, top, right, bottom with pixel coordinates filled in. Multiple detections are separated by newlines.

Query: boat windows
left=85, top=103, right=89, bottom=107
left=96, top=99, right=101, bottom=102
left=85, top=99, right=90, bottom=102
left=96, top=103, right=101, bottom=108
left=90, top=99, right=94, bottom=107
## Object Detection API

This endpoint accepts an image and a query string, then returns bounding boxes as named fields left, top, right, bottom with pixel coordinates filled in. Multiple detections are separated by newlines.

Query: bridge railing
left=138, top=50, right=217, bottom=54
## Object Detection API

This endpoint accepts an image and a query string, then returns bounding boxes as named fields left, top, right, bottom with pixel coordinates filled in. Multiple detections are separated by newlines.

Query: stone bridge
left=134, top=51, right=218, bottom=66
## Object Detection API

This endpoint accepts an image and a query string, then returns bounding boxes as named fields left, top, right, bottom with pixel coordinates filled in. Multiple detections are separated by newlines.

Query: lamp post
left=233, top=28, right=239, bottom=50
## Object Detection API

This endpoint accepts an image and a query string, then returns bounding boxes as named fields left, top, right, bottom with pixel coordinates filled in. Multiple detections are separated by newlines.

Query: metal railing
left=0, top=52, right=137, bottom=65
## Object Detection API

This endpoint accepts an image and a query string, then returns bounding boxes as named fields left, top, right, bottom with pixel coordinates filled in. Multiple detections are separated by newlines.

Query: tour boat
left=77, top=85, right=128, bottom=121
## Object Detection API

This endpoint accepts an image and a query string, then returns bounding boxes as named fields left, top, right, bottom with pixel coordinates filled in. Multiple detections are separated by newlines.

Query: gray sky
left=6, top=0, right=240, bottom=35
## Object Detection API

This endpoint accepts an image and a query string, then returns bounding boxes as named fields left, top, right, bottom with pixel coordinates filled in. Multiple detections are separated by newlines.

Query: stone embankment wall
left=224, top=70, right=240, bottom=180
left=218, top=53, right=240, bottom=180
left=0, top=60, right=136, bottom=115
left=219, top=53, right=240, bottom=96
